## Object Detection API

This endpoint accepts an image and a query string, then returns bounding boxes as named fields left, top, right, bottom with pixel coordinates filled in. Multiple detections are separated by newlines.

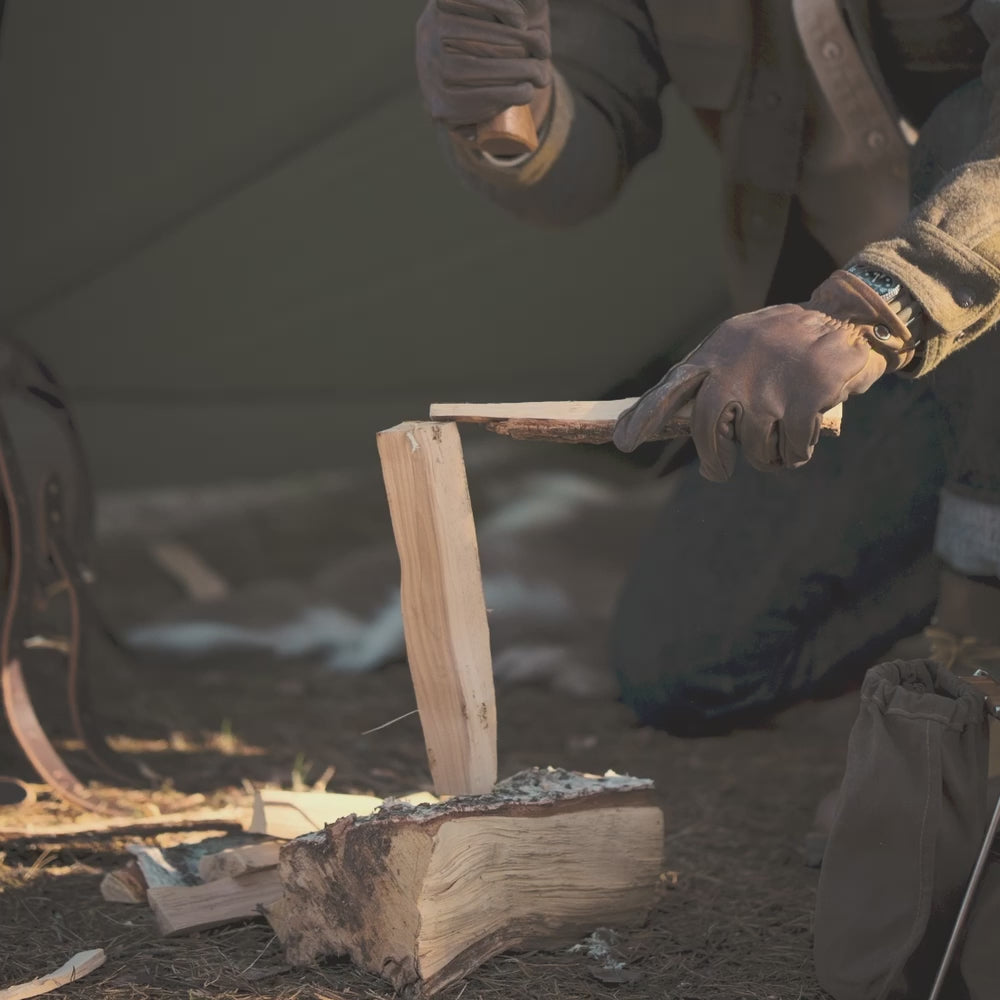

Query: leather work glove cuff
left=807, top=270, right=920, bottom=373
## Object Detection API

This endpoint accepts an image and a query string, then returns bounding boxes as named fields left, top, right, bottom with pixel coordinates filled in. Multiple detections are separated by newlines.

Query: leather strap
left=792, top=0, right=913, bottom=204
left=0, top=403, right=115, bottom=813
left=0, top=341, right=137, bottom=814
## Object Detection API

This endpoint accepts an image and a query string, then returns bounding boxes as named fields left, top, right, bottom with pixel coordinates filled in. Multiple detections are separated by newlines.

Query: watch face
left=848, top=265, right=900, bottom=300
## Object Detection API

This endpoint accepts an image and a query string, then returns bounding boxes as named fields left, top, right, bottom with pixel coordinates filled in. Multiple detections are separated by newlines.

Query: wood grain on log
left=429, top=399, right=843, bottom=444
left=0, top=949, right=106, bottom=1000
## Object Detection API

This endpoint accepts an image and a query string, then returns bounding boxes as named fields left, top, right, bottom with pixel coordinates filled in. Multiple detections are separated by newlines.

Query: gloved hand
left=613, top=270, right=920, bottom=481
left=415, top=0, right=552, bottom=130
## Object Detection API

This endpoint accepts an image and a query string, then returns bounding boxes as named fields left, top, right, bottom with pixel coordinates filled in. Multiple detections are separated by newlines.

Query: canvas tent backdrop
left=0, top=0, right=726, bottom=489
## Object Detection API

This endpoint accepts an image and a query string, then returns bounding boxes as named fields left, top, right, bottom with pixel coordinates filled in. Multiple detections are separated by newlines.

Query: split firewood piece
left=148, top=868, right=283, bottom=936
left=99, top=859, right=148, bottom=903
left=198, top=842, right=281, bottom=881
left=100, top=842, right=200, bottom=903
left=269, top=768, right=664, bottom=997
left=0, top=949, right=106, bottom=1000
left=99, top=832, right=269, bottom=904
left=0, top=805, right=247, bottom=839
left=429, top=399, right=843, bottom=444
left=377, top=421, right=497, bottom=797
left=248, top=788, right=439, bottom=840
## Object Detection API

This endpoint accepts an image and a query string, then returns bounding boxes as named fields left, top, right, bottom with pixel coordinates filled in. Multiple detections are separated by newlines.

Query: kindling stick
left=429, top=399, right=844, bottom=445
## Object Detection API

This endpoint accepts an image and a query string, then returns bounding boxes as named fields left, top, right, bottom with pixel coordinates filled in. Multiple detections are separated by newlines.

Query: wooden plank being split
left=0, top=949, right=106, bottom=1000
left=429, top=399, right=843, bottom=444
left=377, top=422, right=497, bottom=797
left=249, top=788, right=440, bottom=840
left=147, top=868, right=283, bottom=936
left=268, top=769, right=664, bottom=997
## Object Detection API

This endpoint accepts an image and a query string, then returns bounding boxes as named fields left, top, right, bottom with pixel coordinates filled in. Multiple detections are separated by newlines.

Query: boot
left=925, top=565, right=1000, bottom=776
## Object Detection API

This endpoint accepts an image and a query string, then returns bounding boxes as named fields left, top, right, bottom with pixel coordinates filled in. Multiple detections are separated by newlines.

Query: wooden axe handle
left=475, top=105, right=539, bottom=157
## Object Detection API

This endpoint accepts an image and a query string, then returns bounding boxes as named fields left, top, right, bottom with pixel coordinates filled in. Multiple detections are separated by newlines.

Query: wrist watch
left=845, top=263, right=924, bottom=330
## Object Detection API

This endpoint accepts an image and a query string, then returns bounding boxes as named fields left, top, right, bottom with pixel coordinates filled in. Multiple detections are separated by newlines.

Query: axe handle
left=475, top=105, right=538, bottom=157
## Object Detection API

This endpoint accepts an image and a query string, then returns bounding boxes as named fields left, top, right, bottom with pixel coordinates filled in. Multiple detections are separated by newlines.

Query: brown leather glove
left=613, top=270, right=920, bottom=482
left=415, top=0, right=552, bottom=130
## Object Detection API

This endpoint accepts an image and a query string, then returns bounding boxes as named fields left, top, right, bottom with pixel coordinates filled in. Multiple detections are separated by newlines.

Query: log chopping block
left=267, top=421, right=665, bottom=996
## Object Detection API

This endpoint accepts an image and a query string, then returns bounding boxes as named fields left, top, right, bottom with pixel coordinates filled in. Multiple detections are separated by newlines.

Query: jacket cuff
left=445, top=68, right=575, bottom=189
left=850, top=219, right=1000, bottom=376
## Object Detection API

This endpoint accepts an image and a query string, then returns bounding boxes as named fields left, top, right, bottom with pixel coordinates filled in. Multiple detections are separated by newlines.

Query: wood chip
left=0, top=949, right=106, bottom=1000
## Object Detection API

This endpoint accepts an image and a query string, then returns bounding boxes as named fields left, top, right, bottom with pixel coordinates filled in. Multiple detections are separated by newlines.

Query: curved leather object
left=0, top=339, right=134, bottom=813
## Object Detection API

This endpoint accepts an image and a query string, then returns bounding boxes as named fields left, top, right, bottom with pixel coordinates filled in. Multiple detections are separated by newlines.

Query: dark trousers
left=611, top=81, right=1000, bottom=734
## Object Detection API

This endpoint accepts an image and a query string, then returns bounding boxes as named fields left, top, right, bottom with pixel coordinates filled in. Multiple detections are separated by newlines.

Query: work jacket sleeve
left=440, top=0, right=669, bottom=227
left=848, top=0, right=1000, bottom=375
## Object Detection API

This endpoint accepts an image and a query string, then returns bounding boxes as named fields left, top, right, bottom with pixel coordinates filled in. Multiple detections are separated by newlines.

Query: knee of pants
left=609, top=619, right=794, bottom=737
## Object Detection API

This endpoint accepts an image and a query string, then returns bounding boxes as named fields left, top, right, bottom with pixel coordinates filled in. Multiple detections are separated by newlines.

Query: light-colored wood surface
left=269, top=772, right=664, bottom=996
left=247, top=788, right=438, bottom=840
left=429, top=399, right=844, bottom=444
left=377, top=421, right=498, bottom=797
left=0, top=805, right=248, bottom=839
left=199, top=842, right=281, bottom=882
left=0, top=949, right=106, bottom=1000
left=431, top=399, right=635, bottom=424
left=474, top=105, right=539, bottom=157
left=100, top=859, right=148, bottom=904
left=147, top=868, right=283, bottom=937
left=249, top=789, right=381, bottom=839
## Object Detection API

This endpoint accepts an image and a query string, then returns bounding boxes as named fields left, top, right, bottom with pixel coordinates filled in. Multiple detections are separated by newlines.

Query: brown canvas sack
left=814, top=659, right=990, bottom=1000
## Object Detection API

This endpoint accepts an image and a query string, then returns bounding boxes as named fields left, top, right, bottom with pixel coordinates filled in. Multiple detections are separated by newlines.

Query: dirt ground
left=0, top=445, right=863, bottom=1000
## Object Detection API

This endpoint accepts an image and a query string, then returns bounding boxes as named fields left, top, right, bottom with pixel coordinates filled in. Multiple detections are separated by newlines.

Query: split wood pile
left=100, top=788, right=436, bottom=936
